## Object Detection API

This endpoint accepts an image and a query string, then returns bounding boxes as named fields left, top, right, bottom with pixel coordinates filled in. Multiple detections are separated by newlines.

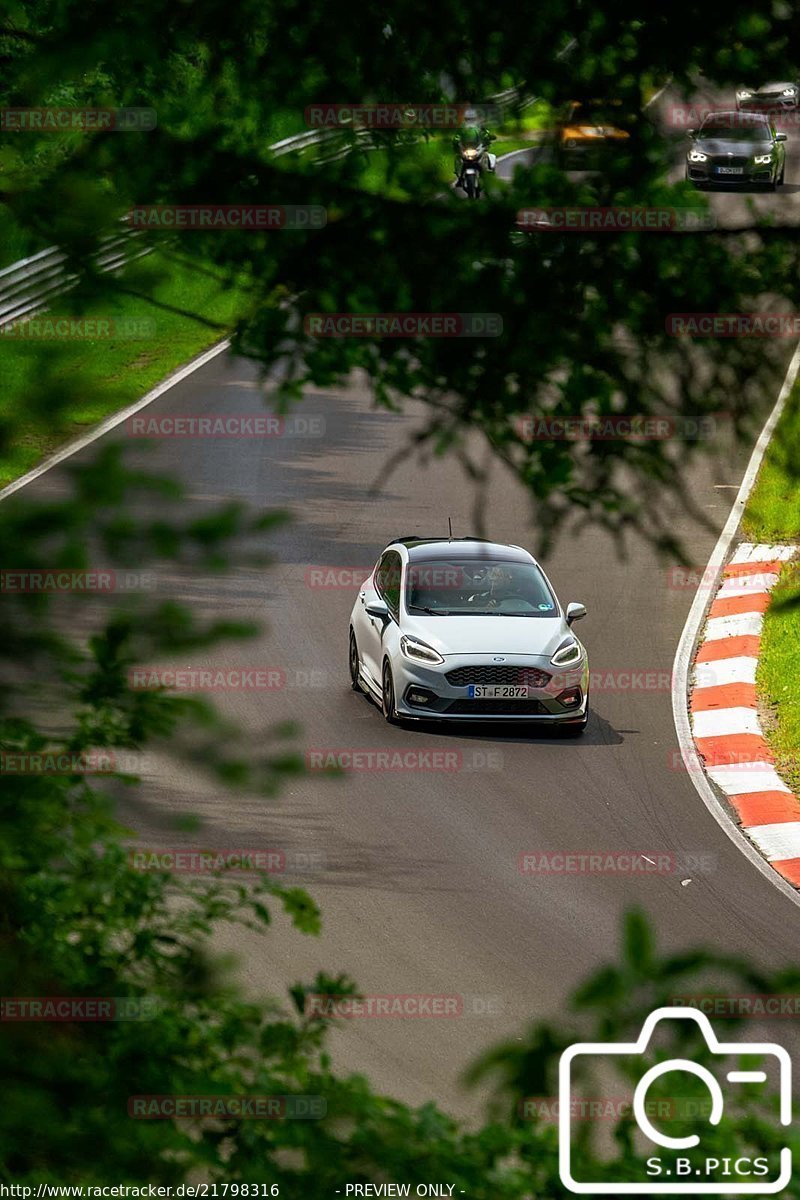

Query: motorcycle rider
left=453, top=109, right=496, bottom=188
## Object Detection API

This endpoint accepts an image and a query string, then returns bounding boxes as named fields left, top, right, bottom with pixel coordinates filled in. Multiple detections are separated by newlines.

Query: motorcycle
left=456, top=142, right=496, bottom=199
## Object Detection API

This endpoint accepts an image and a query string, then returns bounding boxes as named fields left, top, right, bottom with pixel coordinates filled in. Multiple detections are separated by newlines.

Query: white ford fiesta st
left=348, top=537, right=589, bottom=735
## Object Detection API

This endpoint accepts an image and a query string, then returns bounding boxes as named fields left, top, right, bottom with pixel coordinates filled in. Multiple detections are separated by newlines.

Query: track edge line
left=671, top=342, right=800, bottom=908
left=0, top=337, right=232, bottom=503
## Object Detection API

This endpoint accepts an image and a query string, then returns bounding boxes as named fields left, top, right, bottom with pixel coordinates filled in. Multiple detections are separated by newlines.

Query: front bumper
left=737, top=98, right=798, bottom=113
left=391, top=652, right=589, bottom=723
left=687, top=160, right=777, bottom=185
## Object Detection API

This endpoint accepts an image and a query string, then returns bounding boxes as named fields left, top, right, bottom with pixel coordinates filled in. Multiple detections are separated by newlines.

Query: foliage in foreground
left=3, top=0, right=800, bottom=549
left=2, top=0, right=800, bottom=1187
left=2, top=454, right=800, bottom=1190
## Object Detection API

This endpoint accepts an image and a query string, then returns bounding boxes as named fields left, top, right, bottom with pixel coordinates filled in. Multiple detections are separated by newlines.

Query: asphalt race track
left=19, top=312, right=799, bottom=1117
left=499, top=81, right=800, bottom=226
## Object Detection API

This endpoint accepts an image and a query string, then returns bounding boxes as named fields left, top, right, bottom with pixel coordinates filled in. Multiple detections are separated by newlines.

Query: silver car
left=736, top=82, right=800, bottom=113
left=348, top=537, right=589, bottom=735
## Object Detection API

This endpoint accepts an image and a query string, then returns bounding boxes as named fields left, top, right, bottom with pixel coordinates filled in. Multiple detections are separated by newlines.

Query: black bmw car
left=685, top=111, right=787, bottom=190
left=736, top=81, right=799, bottom=112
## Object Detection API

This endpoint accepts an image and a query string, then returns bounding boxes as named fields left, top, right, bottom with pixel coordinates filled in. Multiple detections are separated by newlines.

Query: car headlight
left=400, top=635, right=444, bottom=665
left=783, top=88, right=797, bottom=96
left=754, top=153, right=773, bottom=164
left=687, top=149, right=707, bottom=162
left=737, top=89, right=753, bottom=99
left=550, top=638, right=582, bottom=667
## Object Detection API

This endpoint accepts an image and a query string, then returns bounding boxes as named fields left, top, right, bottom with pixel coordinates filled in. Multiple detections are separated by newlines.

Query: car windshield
left=699, top=117, right=771, bottom=141
left=404, top=558, right=557, bottom=617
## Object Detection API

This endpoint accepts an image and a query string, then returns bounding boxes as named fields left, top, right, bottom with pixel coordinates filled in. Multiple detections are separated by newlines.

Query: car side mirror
left=686, top=129, right=696, bottom=138
left=365, top=598, right=390, bottom=619
left=566, top=601, right=587, bottom=625
left=776, top=132, right=788, bottom=142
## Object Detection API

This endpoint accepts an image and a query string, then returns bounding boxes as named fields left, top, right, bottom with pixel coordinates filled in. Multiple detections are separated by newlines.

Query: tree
left=2, top=1, right=800, bottom=1187
left=3, top=0, right=800, bottom=549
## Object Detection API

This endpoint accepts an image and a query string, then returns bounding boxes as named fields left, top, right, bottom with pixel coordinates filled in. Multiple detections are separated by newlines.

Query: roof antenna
left=448, top=517, right=453, bottom=541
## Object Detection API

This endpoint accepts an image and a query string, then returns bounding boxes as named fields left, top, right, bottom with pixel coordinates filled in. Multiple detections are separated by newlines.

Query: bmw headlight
left=550, top=638, right=582, bottom=667
left=400, top=635, right=444, bottom=665
left=754, top=153, right=773, bottom=164
left=737, top=89, right=753, bottom=100
left=783, top=87, right=797, bottom=96
left=687, top=149, right=708, bottom=162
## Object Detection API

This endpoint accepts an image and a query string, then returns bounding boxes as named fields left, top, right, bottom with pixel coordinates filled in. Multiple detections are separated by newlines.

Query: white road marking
left=707, top=763, right=791, bottom=796
left=747, top=822, right=800, bottom=862
left=692, top=708, right=762, bottom=739
left=692, top=657, right=757, bottom=688
left=0, top=339, right=231, bottom=503
left=717, top=574, right=778, bottom=598
left=704, top=612, right=764, bottom=641
left=729, top=543, right=795, bottom=564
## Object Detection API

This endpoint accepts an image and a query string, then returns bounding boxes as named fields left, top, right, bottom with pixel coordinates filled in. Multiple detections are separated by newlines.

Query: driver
left=483, top=565, right=518, bottom=608
left=453, top=111, right=497, bottom=186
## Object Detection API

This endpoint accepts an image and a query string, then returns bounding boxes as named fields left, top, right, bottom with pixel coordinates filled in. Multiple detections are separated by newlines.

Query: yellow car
left=557, top=100, right=632, bottom=168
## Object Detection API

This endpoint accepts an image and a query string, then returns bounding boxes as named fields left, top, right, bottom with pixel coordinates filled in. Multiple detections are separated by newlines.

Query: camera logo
left=559, top=1006, right=791, bottom=1194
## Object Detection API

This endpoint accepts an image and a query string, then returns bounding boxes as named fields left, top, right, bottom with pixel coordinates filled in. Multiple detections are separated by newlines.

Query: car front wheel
left=381, top=660, right=400, bottom=724
left=349, top=629, right=362, bottom=692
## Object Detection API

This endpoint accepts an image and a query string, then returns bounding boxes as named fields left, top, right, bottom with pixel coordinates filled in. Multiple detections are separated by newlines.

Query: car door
left=358, top=551, right=401, bottom=692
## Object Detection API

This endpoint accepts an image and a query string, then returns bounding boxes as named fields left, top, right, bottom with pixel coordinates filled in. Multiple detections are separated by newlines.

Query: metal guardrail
left=0, top=229, right=150, bottom=328
left=272, top=85, right=545, bottom=165
left=0, top=75, right=562, bottom=328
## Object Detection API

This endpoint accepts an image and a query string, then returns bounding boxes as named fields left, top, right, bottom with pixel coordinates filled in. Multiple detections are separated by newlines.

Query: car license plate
left=468, top=685, right=531, bottom=699
left=716, top=166, right=743, bottom=175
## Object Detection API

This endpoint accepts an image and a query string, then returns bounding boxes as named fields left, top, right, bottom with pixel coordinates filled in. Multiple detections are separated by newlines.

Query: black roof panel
left=402, top=539, right=534, bottom=563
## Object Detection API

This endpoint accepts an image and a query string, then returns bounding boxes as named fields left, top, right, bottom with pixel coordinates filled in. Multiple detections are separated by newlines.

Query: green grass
left=0, top=249, right=251, bottom=486
left=0, top=207, right=50, bottom=269
left=263, top=108, right=314, bottom=143
left=497, top=104, right=553, bottom=134
left=743, top=380, right=800, bottom=792
left=757, top=571, right=800, bottom=795
left=743, top=381, right=800, bottom=542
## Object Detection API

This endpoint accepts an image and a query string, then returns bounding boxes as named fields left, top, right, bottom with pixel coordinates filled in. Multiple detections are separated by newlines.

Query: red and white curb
left=690, top=543, right=798, bottom=884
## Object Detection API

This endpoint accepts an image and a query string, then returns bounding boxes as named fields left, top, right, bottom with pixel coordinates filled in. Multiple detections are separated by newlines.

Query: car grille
left=445, top=699, right=548, bottom=715
left=445, top=665, right=551, bottom=688
left=708, top=155, right=749, bottom=167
